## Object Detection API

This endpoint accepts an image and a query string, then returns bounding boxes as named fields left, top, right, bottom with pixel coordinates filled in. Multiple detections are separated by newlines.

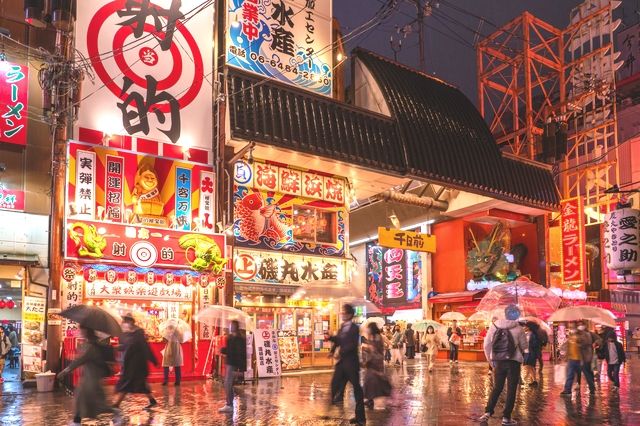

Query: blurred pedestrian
left=447, top=321, right=462, bottom=364
left=560, top=322, right=595, bottom=396
left=534, top=324, right=548, bottom=374
left=405, top=324, right=416, bottom=359
left=0, top=327, right=11, bottom=383
left=522, top=323, right=540, bottom=387
left=113, top=314, right=158, bottom=410
left=603, top=333, right=625, bottom=390
left=383, top=325, right=393, bottom=363
left=390, top=325, right=404, bottom=366
left=57, top=326, right=118, bottom=426
left=329, top=304, right=366, bottom=425
left=7, top=325, right=18, bottom=369
left=423, top=325, right=440, bottom=372
left=478, top=305, right=527, bottom=426
left=161, top=324, right=183, bottom=386
left=362, top=322, right=391, bottom=410
left=218, top=320, right=247, bottom=413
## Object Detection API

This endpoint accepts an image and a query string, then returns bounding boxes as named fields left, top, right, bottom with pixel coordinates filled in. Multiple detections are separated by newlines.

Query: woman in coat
left=162, top=324, right=184, bottom=386
left=522, top=322, right=541, bottom=386
left=57, top=327, right=117, bottom=425
left=362, top=323, right=391, bottom=410
left=423, top=326, right=440, bottom=372
left=390, top=325, right=405, bottom=366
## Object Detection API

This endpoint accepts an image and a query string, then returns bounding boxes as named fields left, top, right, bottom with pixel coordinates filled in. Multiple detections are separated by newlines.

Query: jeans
left=163, top=366, right=181, bottom=384
left=485, top=360, right=521, bottom=419
left=563, top=360, right=595, bottom=392
left=330, top=358, right=365, bottom=422
left=224, top=365, right=237, bottom=406
left=449, top=344, right=459, bottom=361
left=607, top=363, right=621, bottom=387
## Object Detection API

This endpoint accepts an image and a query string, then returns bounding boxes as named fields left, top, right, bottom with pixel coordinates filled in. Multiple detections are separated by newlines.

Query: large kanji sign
left=604, top=208, right=640, bottom=271
left=75, top=0, right=213, bottom=147
left=560, top=198, right=586, bottom=288
left=0, top=62, right=28, bottom=146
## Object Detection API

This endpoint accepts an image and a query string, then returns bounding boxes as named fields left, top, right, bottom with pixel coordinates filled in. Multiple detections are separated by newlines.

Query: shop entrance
left=0, top=265, right=26, bottom=384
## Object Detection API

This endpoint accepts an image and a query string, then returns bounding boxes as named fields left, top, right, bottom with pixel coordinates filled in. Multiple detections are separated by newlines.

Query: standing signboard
left=253, top=329, right=282, bottom=378
left=22, top=296, right=46, bottom=373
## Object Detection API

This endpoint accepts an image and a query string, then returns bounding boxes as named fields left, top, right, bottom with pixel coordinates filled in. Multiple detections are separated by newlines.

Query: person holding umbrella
left=113, top=314, right=158, bottom=410
left=362, top=322, right=391, bottom=410
left=560, top=321, right=595, bottom=396
left=218, top=320, right=247, bottom=413
left=161, top=323, right=185, bottom=386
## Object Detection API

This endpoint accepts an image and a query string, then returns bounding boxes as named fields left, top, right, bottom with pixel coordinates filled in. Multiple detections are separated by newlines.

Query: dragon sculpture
left=68, top=222, right=107, bottom=258
left=178, top=234, right=227, bottom=273
left=466, top=222, right=528, bottom=282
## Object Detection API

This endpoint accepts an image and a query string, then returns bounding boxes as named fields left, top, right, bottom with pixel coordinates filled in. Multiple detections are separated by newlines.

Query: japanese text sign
left=75, top=0, right=213, bottom=146
left=254, top=329, right=282, bottom=378
left=22, top=295, right=45, bottom=373
left=85, top=281, right=193, bottom=301
left=560, top=198, right=586, bottom=287
left=617, top=23, right=640, bottom=82
left=0, top=188, right=25, bottom=211
left=227, top=0, right=333, bottom=96
left=604, top=208, right=640, bottom=271
left=377, top=227, right=436, bottom=253
left=0, top=62, right=28, bottom=146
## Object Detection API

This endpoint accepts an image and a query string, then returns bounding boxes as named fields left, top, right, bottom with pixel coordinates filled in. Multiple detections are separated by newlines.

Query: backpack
left=491, top=323, right=516, bottom=361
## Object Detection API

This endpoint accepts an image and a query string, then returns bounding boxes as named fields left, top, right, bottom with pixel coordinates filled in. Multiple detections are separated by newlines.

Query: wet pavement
left=2, top=356, right=640, bottom=425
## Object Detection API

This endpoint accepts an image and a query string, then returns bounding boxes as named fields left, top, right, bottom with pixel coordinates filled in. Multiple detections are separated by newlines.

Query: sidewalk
left=1, top=356, right=639, bottom=425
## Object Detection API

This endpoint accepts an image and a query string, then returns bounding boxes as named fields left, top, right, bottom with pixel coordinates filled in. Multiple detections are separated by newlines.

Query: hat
left=504, top=304, right=521, bottom=321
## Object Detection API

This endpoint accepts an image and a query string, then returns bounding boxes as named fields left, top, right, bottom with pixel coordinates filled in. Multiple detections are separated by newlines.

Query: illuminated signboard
left=604, top=208, right=640, bottom=271
left=0, top=62, right=28, bottom=146
left=378, top=227, right=436, bottom=253
left=560, top=197, right=586, bottom=288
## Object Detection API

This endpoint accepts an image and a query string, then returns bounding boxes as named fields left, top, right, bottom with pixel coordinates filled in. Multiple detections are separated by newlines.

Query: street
left=1, top=356, right=638, bottom=425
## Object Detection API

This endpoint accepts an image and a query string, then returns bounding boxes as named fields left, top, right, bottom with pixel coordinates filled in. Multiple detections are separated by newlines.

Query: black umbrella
left=60, top=305, right=122, bottom=337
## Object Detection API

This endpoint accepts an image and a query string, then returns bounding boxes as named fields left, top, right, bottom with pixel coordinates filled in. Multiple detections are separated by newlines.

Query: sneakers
left=218, top=405, right=233, bottom=413
left=502, top=417, right=517, bottom=425
left=478, top=412, right=491, bottom=423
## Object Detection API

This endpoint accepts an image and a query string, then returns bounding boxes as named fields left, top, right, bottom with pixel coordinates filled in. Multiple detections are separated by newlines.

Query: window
left=292, top=206, right=337, bottom=244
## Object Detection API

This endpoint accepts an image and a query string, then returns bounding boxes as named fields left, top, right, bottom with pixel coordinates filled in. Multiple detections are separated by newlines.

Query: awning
left=428, top=290, right=486, bottom=304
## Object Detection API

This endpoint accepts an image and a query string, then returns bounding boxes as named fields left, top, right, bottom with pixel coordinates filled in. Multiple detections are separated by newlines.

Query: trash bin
left=35, top=372, right=56, bottom=392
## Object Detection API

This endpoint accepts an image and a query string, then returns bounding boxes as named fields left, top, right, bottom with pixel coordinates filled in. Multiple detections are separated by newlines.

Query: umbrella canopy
left=476, top=278, right=561, bottom=319
left=548, top=306, right=616, bottom=327
left=413, top=320, right=444, bottom=332
left=520, top=316, right=552, bottom=334
left=290, top=280, right=361, bottom=301
left=439, top=311, right=466, bottom=321
left=360, top=317, right=385, bottom=334
left=467, top=311, right=491, bottom=322
left=60, top=305, right=122, bottom=337
left=195, top=305, right=255, bottom=331
left=159, top=318, right=192, bottom=343
left=338, top=297, right=381, bottom=314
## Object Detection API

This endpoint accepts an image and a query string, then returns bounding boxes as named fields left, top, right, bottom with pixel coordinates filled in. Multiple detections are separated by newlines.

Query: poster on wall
left=254, top=329, right=282, bottom=378
left=22, top=296, right=46, bottom=373
left=75, top=0, right=214, bottom=147
left=227, top=0, right=333, bottom=96
left=0, top=61, right=28, bottom=146
left=277, top=330, right=301, bottom=370
left=0, top=188, right=25, bottom=211
left=560, top=198, right=586, bottom=288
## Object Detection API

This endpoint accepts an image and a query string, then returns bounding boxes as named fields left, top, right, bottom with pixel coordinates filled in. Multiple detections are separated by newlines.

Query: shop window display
left=292, top=206, right=337, bottom=244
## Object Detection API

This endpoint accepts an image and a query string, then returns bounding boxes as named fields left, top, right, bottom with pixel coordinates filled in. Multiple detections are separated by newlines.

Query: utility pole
left=409, top=0, right=427, bottom=71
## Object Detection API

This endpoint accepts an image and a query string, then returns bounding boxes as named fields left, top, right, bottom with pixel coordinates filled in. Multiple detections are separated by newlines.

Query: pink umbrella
left=476, top=277, right=561, bottom=320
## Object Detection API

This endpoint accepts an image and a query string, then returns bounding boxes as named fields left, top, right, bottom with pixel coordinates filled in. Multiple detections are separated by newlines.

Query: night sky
left=334, top=0, right=638, bottom=104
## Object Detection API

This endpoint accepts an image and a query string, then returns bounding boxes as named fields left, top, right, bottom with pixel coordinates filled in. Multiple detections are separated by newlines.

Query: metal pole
left=417, top=3, right=425, bottom=71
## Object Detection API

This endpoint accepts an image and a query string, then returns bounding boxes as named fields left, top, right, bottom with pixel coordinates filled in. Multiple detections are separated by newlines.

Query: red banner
left=0, top=62, right=28, bottom=146
left=0, top=188, right=25, bottom=211
left=65, top=219, right=227, bottom=274
left=560, top=198, right=586, bottom=288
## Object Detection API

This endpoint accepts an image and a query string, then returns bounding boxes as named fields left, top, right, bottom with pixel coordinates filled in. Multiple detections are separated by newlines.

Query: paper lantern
left=6, top=300, right=15, bottom=309
left=604, top=208, right=640, bottom=271
left=0, top=300, right=6, bottom=309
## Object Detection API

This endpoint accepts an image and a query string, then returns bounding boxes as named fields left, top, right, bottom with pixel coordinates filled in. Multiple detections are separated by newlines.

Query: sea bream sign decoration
left=75, top=0, right=213, bottom=147
left=227, top=0, right=333, bottom=96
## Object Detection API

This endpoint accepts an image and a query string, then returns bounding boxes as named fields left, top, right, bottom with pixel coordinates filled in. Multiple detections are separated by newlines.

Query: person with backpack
left=478, top=305, right=528, bottom=426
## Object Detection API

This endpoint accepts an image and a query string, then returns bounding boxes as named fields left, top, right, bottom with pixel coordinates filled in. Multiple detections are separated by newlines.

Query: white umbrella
left=159, top=318, right=192, bottom=343
left=339, top=297, right=381, bottom=314
left=439, top=311, right=466, bottom=321
left=467, top=311, right=491, bottom=322
left=547, top=306, right=617, bottom=328
left=360, top=317, right=385, bottom=333
left=413, top=320, right=444, bottom=332
left=196, top=305, right=255, bottom=331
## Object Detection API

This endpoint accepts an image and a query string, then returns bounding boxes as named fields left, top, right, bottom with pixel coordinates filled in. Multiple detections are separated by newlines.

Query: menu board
left=244, top=331, right=254, bottom=380
left=22, top=296, right=46, bottom=373
left=277, top=330, right=301, bottom=370
left=254, top=329, right=282, bottom=378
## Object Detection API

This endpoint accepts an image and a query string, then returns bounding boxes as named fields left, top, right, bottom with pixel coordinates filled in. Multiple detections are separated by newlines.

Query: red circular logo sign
left=139, top=47, right=158, bottom=66
left=234, top=254, right=258, bottom=281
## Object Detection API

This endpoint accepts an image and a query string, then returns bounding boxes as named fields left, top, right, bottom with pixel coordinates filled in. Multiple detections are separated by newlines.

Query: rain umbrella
left=413, top=320, right=444, bottom=332
left=467, top=311, right=491, bottom=322
left=520, top=316, right=552, bottom=334
left=476, top=277, right=561, bottom=319
left=548, top=306, right=617, bottom=328
left=159, top=318, right=192, bottom=343
left=439, top=311, right=466, bottom=321
left=196, top=305, right=255, bottom=331
left=60, top=305, right=122, bottom=337
left=290, top=280, right=360, bottom=300
left=360, top=317, right=385, bottom=333
left=338, top=297, right=381, bottom=314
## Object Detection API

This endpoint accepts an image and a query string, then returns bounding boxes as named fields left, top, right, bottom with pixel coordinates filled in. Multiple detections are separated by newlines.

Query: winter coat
left=116, top=327, right=157, bottom=394
left=423, top=333, right=440, bottom=355
left=66, top=341, right=113, bottom=420
left=0, top=333, right=10, bottom=358
left=362, top=334, right=391, bottom=400
left=523, top=331, right=541, bottom=366
left=483, top=319, right=528, bottom=363
left=405, top=329, right=415, bottom=346
left=391, top=331, right=404, bottom=348
left=162, top=330, right=184, bottom=367
left=603, top=340, right=626, bottom=365
left=222, top=332, right=247, bottom=371
left=329, top=322, right=361, bottom=364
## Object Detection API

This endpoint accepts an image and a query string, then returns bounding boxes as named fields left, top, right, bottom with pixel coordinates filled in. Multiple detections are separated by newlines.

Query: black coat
left=603, top=340, right=626, bottom=365
left=222, top=333, right=247, bottom=371
left=329, top=322, right=360, bottom=364
left=115, top=327, right=157, bottom=393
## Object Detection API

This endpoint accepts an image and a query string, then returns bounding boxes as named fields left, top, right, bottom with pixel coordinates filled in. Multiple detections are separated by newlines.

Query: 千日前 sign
left=75, top=0, right=213, bottom=147
left=560, top=198, right=586, bottom=288
left=0, top=62, right=28, bottom=146
left=227, top=0, right=333, bottom=96
left=377, top=227, right=436, bottom=253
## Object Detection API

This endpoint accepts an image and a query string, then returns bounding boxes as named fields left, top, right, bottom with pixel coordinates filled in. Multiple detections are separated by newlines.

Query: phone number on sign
left=229, top=46, right=331, bottom=87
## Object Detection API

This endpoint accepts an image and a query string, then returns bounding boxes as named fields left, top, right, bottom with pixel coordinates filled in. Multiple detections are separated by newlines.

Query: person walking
left=423, top=325, right=440, bottom=372
left=161, top=324, right=183, bottom=386
left=534, top=324, right=548, bottom=374
left=405, top=324, right=416, bottom=360
left=7, top=325, right=18, bottom=369
left=328, top=304, right=366, bottom=425
left=113, top=314, right=158, bottom=410
left=560, top=322, right=595, bottom=396
left=218, top=320, right=247, bottom=413
left=383, top=325, right=393, bottom=364
left=522, top=322, right=541, bottom=387
left=57, top=326, right=118, bottom=426
left=478, top=305, right=528, bottom=426
left=362, top=322, right=391, bottom=410
left=447, top=321, right=462, bottom=364
left=0, top=327, right=11, bottom=383
left=390, top=325, right=405, bottom=366
left=603, top=333, right=625, bottom=390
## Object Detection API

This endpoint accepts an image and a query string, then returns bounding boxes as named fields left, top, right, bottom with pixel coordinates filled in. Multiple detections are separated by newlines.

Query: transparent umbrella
left=338, top=297, right=381, bottom=314
left=360, top=317, right=385, bottom=334
left=476, top=277, right=561, bottom=320
left=290, top=280, right=361, bottom=301
left=547, top=306, right=616, bottom=327
left=439, top=311, right=467, bottom=321
left=159, top=318, right=192, bottom=343
left=196, top=305, right=255, bottom=331
left=413, top=320, right=444, bottom=332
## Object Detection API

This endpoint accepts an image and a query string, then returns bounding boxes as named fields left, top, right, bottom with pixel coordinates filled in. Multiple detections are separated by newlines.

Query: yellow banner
left=377, top=227, right=436, bottom=253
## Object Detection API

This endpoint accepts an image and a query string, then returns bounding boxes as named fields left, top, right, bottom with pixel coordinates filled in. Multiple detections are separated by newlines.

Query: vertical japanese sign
left=560, top=198, right=586, bottom=288
left=0, top=62, right=28, bottom=146
left=382, top=248, right=406, bottom=306
left=254, top=329, right=282, bottom=378
left=22, top=296, right=46, bottom=373
left=604, top=208, right=640, bottom=271
left=198, top=284, right=213, bottom=339
left=175, top=167, right=192, bottom=230
left=199, top=171, right=215, bottom=231
left=617, top=23, right=640, bottom=82
left=75, top=150, right=96, bottom=218
left=227, top=0, right=333, bottom=96
left=75, top=0, right=213, bottom=147
left=105, top=155, right=125, bottom=222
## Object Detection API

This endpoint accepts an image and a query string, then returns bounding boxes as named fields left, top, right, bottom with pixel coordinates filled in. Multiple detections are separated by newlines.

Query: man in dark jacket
left=218, top=320, right=247, bottom=413
left=603, top=333, right=625, bottom=389
left=329, top=304, right=365, bottom=425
